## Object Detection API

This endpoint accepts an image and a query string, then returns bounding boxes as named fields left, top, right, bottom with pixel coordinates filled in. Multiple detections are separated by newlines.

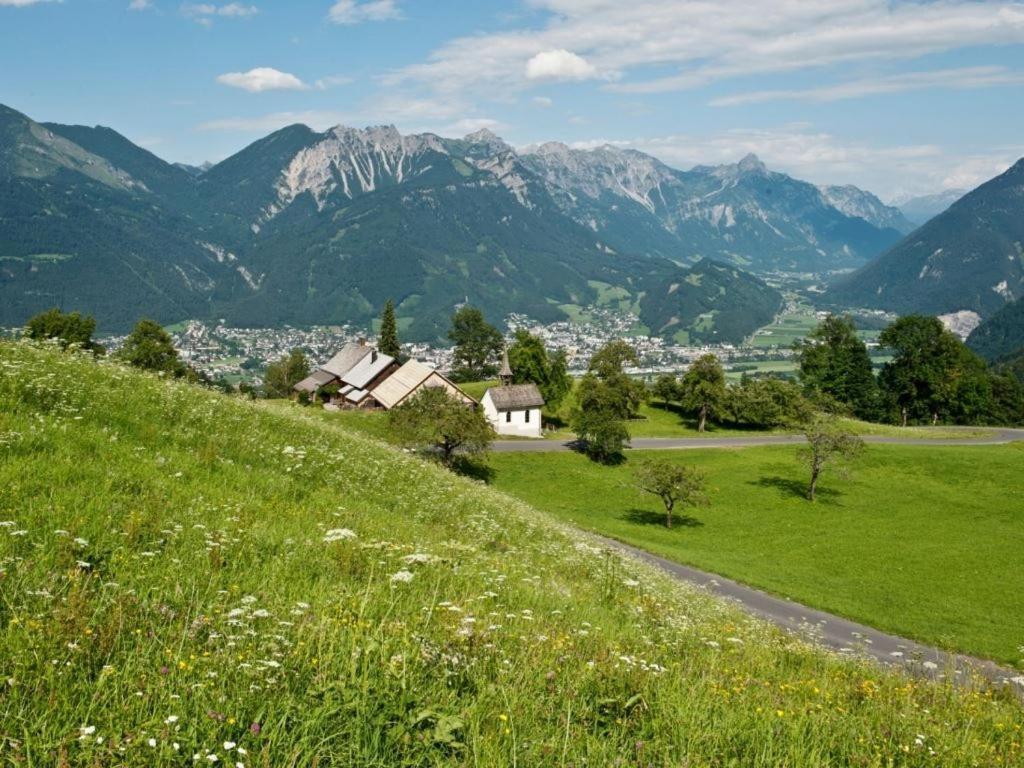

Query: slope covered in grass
left=1, top=342, right=1022, bottom=766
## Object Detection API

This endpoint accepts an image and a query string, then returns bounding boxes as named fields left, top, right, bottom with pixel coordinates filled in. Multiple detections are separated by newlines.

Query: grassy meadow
left=486, top=444, right=1024, bottom=665
left=2, top=341, right=1023, bottom=765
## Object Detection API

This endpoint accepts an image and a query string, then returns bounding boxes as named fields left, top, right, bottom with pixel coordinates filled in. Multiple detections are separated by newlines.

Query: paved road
left=603, top=537, right=1024, bottom=694
left=493, top=428, right=1024, bottom=453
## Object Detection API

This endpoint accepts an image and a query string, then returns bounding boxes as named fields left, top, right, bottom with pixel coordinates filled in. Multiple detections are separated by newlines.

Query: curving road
left=493, top=426, right=1024, bottom=692
left=493, top=428, right=1024, bottom=453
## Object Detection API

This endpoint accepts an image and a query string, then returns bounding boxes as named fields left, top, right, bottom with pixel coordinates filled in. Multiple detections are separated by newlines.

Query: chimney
left=358, top=337, right=366, bottom=347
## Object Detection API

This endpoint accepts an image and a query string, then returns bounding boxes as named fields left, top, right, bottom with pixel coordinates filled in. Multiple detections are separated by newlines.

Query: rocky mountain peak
left=737, top=153, right=767, bottom=174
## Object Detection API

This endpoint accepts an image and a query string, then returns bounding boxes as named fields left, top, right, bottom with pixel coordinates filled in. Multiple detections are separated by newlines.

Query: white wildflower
left=390, top=570, right=414, bottom=584
left=323, top=528, right=357, bottom=543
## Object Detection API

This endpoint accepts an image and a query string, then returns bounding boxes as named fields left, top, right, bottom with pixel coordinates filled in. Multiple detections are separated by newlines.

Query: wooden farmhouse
left=293, top=343, right=474, bottom=411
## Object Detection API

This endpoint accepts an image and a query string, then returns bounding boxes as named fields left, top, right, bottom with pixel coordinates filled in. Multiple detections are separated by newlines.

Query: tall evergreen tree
left=795, top=315, right=878, bottom=419
left=378, top=299, right=401, bottom=359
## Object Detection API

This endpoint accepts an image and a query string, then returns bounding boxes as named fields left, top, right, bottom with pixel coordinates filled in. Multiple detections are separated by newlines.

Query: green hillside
left=830, top=158, right=1024, bottom=318
left=1, top=342, right=1021, bottom=765
left=969, top=296, right=1024, bottom=362
left=639, top=258, right=784, bottom=344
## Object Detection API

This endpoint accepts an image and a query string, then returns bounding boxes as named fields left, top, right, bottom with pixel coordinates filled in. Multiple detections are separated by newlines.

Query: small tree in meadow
left=634, top=460, right=709, bottom=528
left=679, top=354, right=726, bottom=432
left=798, top=416, right=864, bottom=501
left=650, top=373, right=681, bottom=405
left=388, top=387, right=494, bottom=467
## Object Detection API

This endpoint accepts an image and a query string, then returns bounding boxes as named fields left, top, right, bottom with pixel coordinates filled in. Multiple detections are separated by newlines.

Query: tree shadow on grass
left=568, top=440, right=626, bottom=465
left=751, top=476, right=842, bottom=504
left=451, top=457, right=495, bottom=484
left=621, top=508, right=704, bottom=528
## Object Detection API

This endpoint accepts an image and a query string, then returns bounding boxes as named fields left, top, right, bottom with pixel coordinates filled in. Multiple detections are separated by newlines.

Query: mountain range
left=1, top=102, right=913, bottom=341
left=830, top=159, right=1024, bottom=321
left=896, top=188, right=966, bottom=226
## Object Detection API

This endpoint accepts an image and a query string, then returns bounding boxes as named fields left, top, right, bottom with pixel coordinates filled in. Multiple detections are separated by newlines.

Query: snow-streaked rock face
left=525, top=142, right=676, bottom=213
left=245, top=121, right=907, bottom=273
left=273, top=125, right=446, bottom=215
left=819, top=184, right=915, bottom=234
left=520, top=144, right=905, bottom=270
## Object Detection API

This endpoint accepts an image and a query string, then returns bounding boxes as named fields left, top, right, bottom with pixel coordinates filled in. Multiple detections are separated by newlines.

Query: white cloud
left=315, top=74, right=355, bottom=90
left=328, top=0, right=401, bottom=25
left=712, top=66, right=1024, bottom=106
left=532, top=96, right=553, bottom=108
left=561, top=126, right=1022, bottom=198
left=128, top=0, right=152, bottom=9
left=525, top=49, right=597, bottom=81
left=0, top=0, right=59, bottom=6
left=182, top=2, right=257, bottom=24
left=384, top=0, right=1024, bottom=97
left=216, top=67, right=309, bottom=93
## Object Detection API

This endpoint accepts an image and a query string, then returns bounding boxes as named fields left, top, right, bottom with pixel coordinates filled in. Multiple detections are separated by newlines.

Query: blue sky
left=2, top=0, right=1023, bottom=200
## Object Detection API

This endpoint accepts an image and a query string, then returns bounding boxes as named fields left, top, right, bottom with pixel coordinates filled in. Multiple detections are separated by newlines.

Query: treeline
left=651, top=314, right=1024, bottom=433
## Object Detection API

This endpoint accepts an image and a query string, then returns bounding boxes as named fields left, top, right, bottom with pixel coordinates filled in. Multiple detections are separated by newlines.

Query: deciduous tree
left=798, top=416, right=864, bottom=501
left=448, top=306, right=503, bottom=382
left=388, top=387, right=494, bottom=466
left=24, top=308, right=102, bottom=353
left=118, top=319, right=187, bottom=377
left=264, top=348, right=310, bottom=399
left=634, top=460, right=709, bottom=528
left=796, top=315, right=878, bottom=419
left=679, top=354, right=726, bottom=432
left=507, top=329, right=572, bottom=409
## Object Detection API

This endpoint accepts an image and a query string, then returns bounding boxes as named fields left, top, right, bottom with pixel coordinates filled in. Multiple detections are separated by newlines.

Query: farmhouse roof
left=293, top=369, right=336, bottom=393
left=321, top=343, right=373, bottom=378
left=341, top=351, right=394, bottom=389
left=371, top=359, right=437, bottom=409
left=487, top=383, right=545, bottom=409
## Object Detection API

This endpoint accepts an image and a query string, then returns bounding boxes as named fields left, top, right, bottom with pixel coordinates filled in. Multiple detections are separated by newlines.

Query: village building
left=294, top=345, right=474, bottom=411
left=293, top=341, right=398, bottom=409
left=481, top=350, right=545, bottom=438
left=371, top=359, right=476, bottom=410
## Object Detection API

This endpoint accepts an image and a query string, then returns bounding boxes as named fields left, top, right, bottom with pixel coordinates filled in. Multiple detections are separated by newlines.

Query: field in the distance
left=2, top=342, right=1023, bottom=765
left=486, top=444, right=1024, bottom=665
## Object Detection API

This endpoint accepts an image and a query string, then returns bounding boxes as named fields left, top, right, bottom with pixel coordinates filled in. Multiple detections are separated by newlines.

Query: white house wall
left=482, top=392, right=542, bottom=438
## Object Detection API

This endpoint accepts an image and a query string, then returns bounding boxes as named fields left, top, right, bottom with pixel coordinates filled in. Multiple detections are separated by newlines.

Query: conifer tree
left=379, top=299, right=401, bottom=359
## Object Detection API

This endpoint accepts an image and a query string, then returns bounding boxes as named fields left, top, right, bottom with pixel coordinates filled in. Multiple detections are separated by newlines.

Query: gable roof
left=321, top=343, right=373, bottom=378
left=486, top=383, right=545, bottom=409
left=370, top=359, right=436, bottom=410
left=293, top=369, right=337, bottom=393
left=341, top=351, right=395, bottom=389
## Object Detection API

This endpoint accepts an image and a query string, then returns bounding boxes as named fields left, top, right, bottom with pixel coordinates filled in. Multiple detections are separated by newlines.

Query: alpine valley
left=2, top=102, right=921, bottom=341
